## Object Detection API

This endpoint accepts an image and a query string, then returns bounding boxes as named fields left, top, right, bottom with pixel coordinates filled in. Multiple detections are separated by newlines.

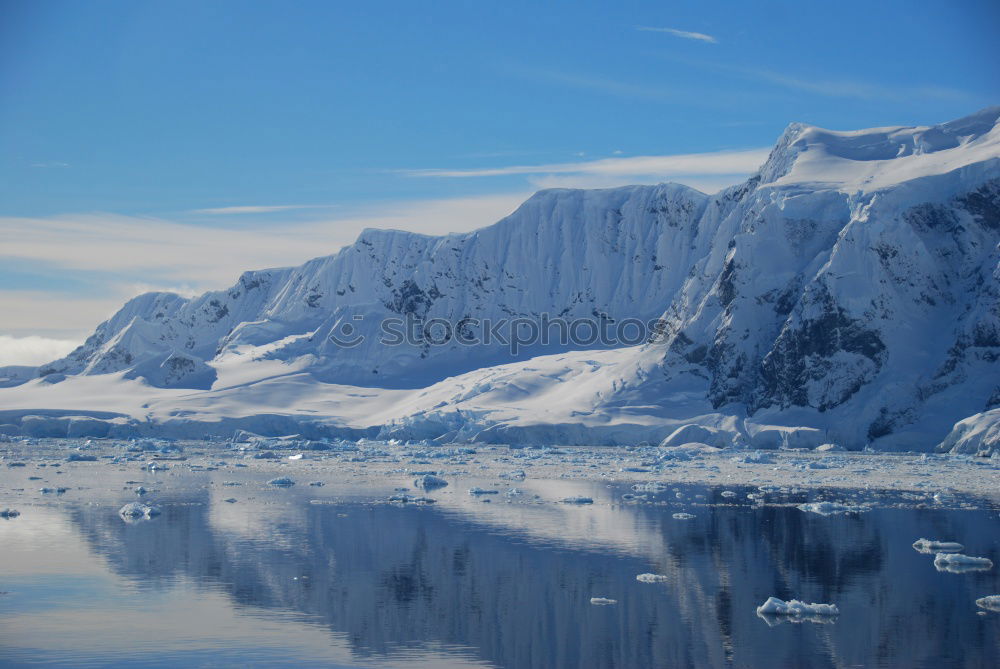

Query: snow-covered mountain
left=2, top=107, right=998, bottom=452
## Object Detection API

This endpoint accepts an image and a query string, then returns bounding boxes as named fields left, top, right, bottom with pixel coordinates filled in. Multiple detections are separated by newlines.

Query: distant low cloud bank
left=0, top=335, right=80, bottom=367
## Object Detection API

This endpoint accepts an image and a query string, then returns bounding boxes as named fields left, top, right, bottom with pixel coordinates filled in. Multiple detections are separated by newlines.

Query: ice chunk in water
left=590, top=597, right=617, bottom=605
left=636, top=573, right=669, bottom=583
left=561, top=496, right=593, bottom=505
left=414, top=474, right=448, bottom=490
left=267, top=477, right=296, bottom=487
left=912, top=538, right=964, bottom=554
left=672, top=512, right=696, bottom=520
left=797, top=501, right=869, bottom=515
left=975, top=595, right=1000, bottom=612
left=118, top=502, right=161, bottom=520
left=756, top=597, right=839, bottom=617
left=933, top=553, right=993, bottom=573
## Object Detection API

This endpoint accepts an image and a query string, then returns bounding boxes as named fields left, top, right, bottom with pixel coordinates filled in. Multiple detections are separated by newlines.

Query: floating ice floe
left=756, top=597, right=839, bottom=618
left=499, top=469, right=526, bottom=480
left=468, top=487, right=499, bottom=496
left=590, top=597, right=617, bottom=605
left=118, top=502, right=161, bottom=520
left=933, top=553, right=993, bottom=573
left=414, top=474, right=448, bottom=490
left=720, top=490, right=736, bottom=498
left=308, top=481, right=324, bottom=487
left=287, top=453, right=305, bottom=460
left=732, top=451, right=775, bottom=465
left=975, top=595, right=1000, bottom=612
left=388, top=494, right=436, bottom=505
left=267, top=477, right=296, bottom=487
left=632, top=482, right=668, bottom=493
left=0, top=508, right=19, bottom=519
left=636, top=573, right=669, bottom=583
left=66, top=453, right=97, bottom=462
left=797, top=501, right=869, bottom=516
left=561, top=496, right=594, bottom=505
left=912, top=538, right=964, bottom=554
left=672, top=513, right=696, bottom=520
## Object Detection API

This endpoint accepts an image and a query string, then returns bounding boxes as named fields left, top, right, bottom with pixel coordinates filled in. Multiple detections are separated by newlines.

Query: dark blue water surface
left=1, top=470, right=999, bottom=668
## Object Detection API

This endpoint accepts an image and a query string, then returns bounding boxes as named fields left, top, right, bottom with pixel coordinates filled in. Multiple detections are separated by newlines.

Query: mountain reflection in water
left=2, top=480, right=998, bottom=668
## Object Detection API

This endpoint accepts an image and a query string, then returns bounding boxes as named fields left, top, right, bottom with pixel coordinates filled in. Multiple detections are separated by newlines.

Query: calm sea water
left=1, top=466, right=998, bottom=668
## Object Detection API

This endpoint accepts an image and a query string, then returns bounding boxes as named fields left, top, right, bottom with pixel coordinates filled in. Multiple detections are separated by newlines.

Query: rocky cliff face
left=8, top=107, right=1000, bottom=449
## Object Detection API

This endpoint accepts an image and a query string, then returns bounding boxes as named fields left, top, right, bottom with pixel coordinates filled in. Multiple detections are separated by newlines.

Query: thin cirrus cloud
left=636, top=26, right=718, bottom=43
left=401, top=148, right=771, bottom=181
left=190, top=204, right=341, bottom=215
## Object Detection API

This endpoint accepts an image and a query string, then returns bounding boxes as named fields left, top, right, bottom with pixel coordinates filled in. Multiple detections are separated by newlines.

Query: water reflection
left=3, top=480, right=999, bottom=668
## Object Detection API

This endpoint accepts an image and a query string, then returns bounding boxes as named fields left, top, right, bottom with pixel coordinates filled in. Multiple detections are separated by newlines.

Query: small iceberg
left=414, top=474, right=448, bottom=490
left=118, top=502, right=161, bottom=521
left=468, top=487, right=499, bottom=496
left=561, top=496, right=594, bottom=505
left=590, top=597, right=617, bottom=605
left=933, top=553, right=993, bottom=573
left=0, top=508, right=20, bottom=519
left=756, top=597, right=839, bottom=620
left=636, top=573, right=669, bottom=583
left=912, top=538, right=964, bottom=554
left=267, top=477, right=296, bottom=487
left=672, top=512, right=696, bottom=520
left=975, top=595, right=1000, bottom=612
left=797, top=501, right=869, bottom=516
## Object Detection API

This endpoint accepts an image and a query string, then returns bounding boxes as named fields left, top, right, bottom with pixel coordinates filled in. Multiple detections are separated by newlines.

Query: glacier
left=1, top=107, right=998, bottom=452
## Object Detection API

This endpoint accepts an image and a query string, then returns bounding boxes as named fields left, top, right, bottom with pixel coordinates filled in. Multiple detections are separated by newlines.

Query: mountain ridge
left=2, top=107, right=998, bottom=453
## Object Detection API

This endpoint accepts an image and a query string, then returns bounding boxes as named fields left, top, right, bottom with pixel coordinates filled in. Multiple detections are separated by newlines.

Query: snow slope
left=2, top=108, right=998, bottom=450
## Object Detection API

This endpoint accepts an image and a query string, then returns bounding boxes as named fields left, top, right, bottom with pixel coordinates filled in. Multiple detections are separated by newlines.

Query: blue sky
left=1, top=0, right=998, bottom=356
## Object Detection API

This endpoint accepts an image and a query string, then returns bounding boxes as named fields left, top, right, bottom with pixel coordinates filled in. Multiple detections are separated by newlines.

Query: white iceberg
left=414, top=474, right=448, bottom=490
left=672, top=512, right=696, bottom=520
left=636, top=573, right=669, bottom=583
left=267, top=477, right=295, bottom=487
left=118, top=502, right=161, bottom=520
left=756, top=596, right=839, bottom=618
left=561, top=496, right=594, bottom=505
left=933, top=553, right=993, bottom=573
left=797, top=501, right=869, bottom=516
left=912, top=538, right=964, bottom=554
left=590, top=597, right=617, bottom=605
left=975, top=595, right=1000, bottom=612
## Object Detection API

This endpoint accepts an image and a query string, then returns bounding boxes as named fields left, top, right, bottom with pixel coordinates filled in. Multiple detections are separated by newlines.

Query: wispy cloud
left=401, top=148, right=770, bottom=180
left=0, top=334, right=81, bottom=366
left=656, top=54, right=974, bottom=103
left=740, top=66, right=970, bottom=102
left=31, top=161, right=71, bottom=169
left=636, top=26, right=717, bottom=43
left=190, top=204, right=340, bottom=215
